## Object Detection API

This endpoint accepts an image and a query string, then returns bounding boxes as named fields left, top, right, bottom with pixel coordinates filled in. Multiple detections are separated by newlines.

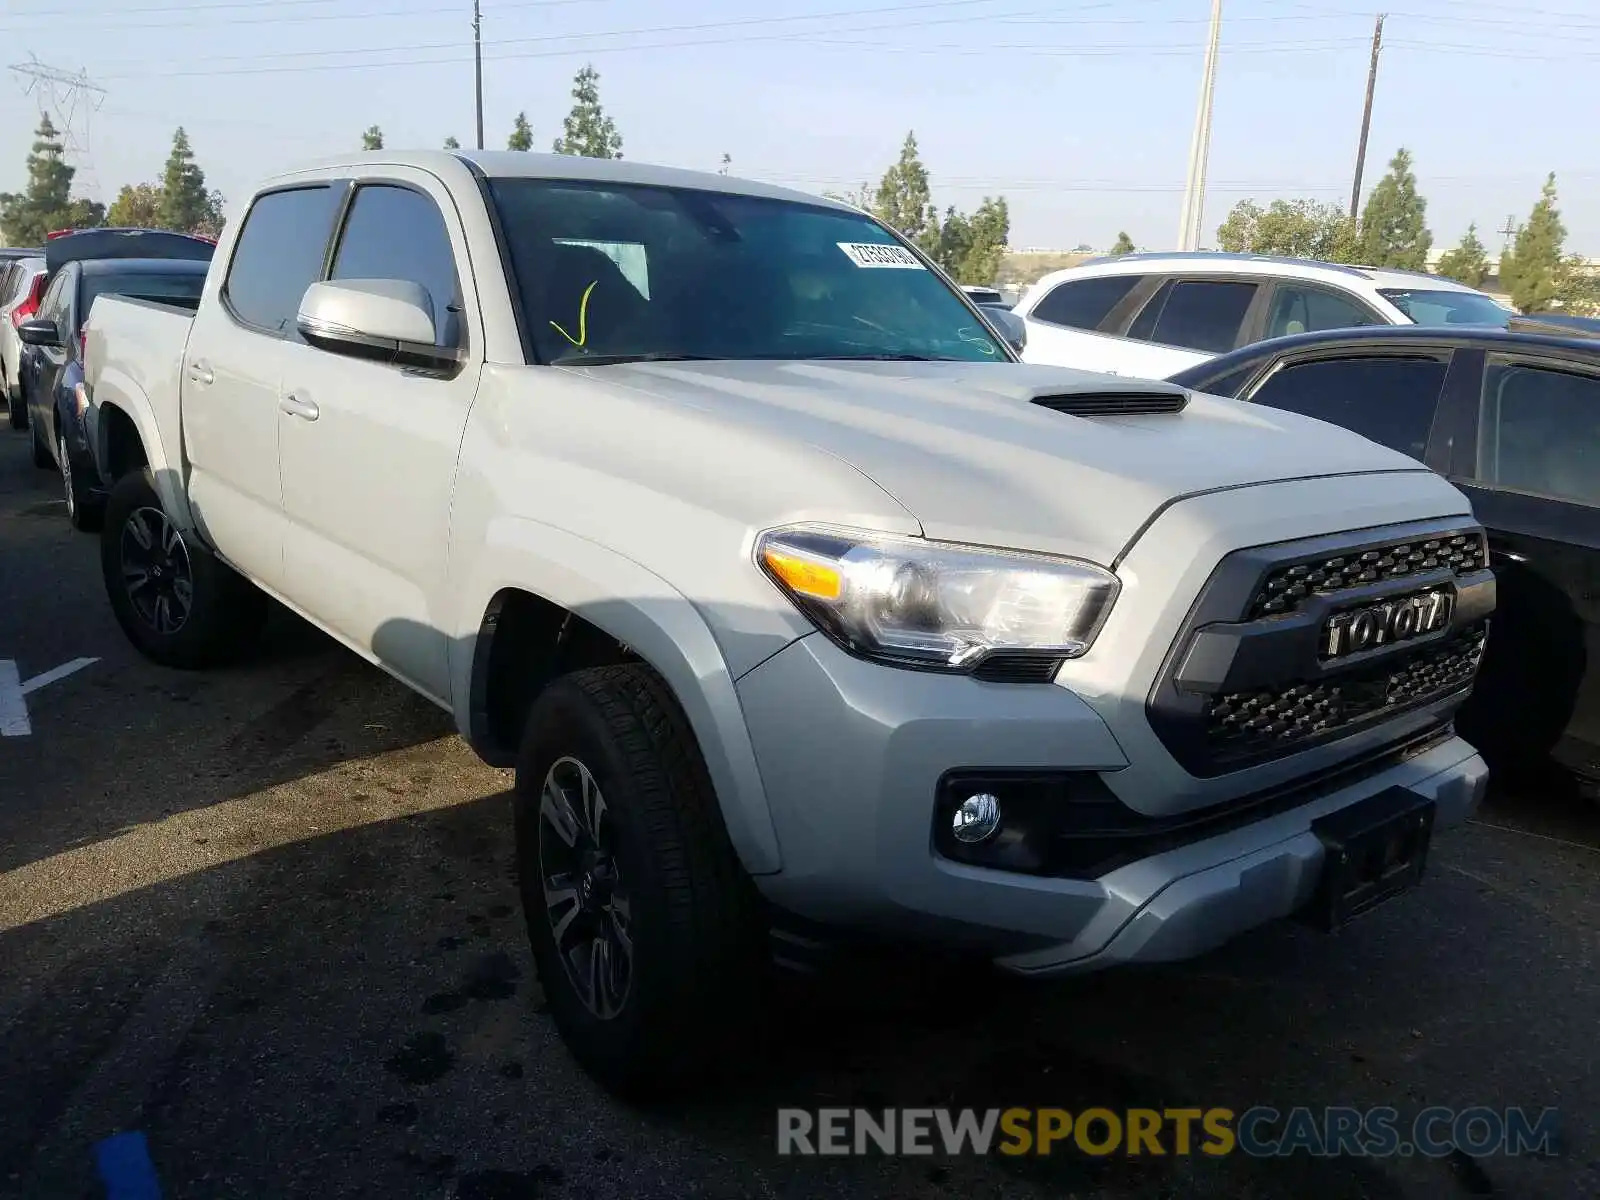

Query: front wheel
left=99, top=467, right=267, bottom=668
left=60, top=433, right=103, bottom=532
left=514, top=663, right=767, bottom=1099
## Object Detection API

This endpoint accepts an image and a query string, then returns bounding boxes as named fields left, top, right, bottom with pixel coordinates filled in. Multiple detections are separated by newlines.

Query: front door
left=182, top=182, right=347, bottom=593
left=1451, top=353, right=1600, bottom=775
left=278, top=173, right=483, bottom=703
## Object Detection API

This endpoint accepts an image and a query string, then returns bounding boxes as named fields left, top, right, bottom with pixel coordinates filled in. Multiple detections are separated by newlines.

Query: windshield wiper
left=551, top=352, right=725, bottom=366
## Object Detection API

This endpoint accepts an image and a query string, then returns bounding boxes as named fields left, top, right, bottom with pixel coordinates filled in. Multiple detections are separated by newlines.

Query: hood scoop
left=1031, top=390, right=1190, bottom=417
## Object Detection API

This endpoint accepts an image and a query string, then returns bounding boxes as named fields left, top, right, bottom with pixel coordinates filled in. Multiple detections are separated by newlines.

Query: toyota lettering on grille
left=1321, top=588, right=1453, bottom=661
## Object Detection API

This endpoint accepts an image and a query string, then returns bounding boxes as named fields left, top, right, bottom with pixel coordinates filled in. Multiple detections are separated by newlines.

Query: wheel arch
left=450, top=518, right=784, bottom=876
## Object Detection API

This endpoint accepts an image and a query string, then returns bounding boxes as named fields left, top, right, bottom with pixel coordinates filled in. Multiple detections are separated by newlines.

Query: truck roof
left=261, top=149, right=857, bottom=213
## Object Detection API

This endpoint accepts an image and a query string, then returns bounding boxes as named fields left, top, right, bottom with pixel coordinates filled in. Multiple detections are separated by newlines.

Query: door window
left=38, top=269, right=72, bottom=333
left=1265, top=285, right=1381, bottom=338
left=1476, top=359, right=1600, bottom=507
left=223, top=184, right=345, bottom=339
left=1028, top=274, right=1142, bottom=331
left=1246, top=354, right=1449, bottom=460
left=330, top=184, right=464, bottom=348
left=1128, top=279, right=1258, bottom=353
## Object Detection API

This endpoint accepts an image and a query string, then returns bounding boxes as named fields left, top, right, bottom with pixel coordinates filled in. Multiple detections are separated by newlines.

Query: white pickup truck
left=82, top=150, right=1494, bottom=1096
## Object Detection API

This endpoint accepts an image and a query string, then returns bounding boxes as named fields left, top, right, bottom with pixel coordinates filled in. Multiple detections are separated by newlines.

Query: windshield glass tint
left=84, top=271, right=205, bottom=321
left=486, top=178, right=1004, bottom=364
left=1379, top=288, right=1510, bottom=327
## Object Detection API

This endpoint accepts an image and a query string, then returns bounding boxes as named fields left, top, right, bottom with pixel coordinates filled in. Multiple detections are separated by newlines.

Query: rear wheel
left=5, top=381, right=24, bottom=431
left=99, top=467, right=267, bottom=668
left=513, top=663, right=766, bottom=1099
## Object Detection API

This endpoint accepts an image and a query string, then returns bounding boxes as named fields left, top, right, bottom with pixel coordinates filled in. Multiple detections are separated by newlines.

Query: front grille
left=1205, top=625, right=1486, bottom=762
left=1246, top=531, right=1488, bottom=620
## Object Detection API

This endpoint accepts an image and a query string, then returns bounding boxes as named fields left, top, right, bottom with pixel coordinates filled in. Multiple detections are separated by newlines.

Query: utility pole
left=473, top=0, right=484, bottom=150
left=1349, top=13, right=1385, bottom=220
left=1497, top=213, right=1516, bottom=253
left=1176, top=0, right=1223, bottom=251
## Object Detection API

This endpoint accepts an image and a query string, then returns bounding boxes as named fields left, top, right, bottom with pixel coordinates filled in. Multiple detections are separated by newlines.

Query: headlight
left=755, top=524, right=1119, bottom=671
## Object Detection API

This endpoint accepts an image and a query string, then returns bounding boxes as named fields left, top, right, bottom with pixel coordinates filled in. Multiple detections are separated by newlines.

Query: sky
left=0, top=0, right=1596, bottom=254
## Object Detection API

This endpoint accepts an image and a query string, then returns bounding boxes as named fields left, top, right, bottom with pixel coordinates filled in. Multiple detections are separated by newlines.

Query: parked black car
left=16, top=258, right=209, bottom=530
left=1169, top=324, right=1600, bottom=782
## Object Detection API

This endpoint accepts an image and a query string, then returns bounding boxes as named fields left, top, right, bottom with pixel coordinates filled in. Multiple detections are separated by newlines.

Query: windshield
left=1378, top=288, right=1511, bottom=327
left=486, top=178, right=1005, bottom=365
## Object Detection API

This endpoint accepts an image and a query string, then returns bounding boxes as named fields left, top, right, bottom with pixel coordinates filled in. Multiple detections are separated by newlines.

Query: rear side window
left=1029, top=274, right=1141, bottom=331
left=223, top=185, right=344, bottom=338
left=1130, top=279, right=1259, bottom=353
left=1265, top=285, right=1381, bottom=338
left=1477, top=359, right=1600, bottom=507
left=330, top=184, right=463, bottom=348
left=1247, top=354, right=1448, bottom=460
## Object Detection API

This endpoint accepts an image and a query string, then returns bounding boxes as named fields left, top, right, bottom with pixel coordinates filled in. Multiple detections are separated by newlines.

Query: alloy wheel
left=120, top=506, right=195, bottom=635
left=58, top=435, right=74, bottom=518
left=537, top=755, right=633, bottom=1020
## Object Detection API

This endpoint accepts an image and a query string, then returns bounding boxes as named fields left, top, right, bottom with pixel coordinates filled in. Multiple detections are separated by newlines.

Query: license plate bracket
left=1301, top=786, right=1436, bottom=932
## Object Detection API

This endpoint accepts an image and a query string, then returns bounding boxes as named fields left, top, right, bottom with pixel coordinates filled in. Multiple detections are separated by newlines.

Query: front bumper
left=736, top=631, right=1487, bottom=972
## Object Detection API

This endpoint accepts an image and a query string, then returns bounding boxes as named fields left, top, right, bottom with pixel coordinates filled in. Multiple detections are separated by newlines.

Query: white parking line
left=0, top=661, right=27, bottom=737
left=0, top=657, right=101, bottom=737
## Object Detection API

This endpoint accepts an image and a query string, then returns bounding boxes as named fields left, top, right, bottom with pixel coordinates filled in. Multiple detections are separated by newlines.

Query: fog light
left=951, top=793, right=1001, bottom=844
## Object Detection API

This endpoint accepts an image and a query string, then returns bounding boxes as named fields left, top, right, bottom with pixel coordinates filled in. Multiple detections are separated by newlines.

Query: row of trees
left=361, top=64, right=624, bottom=160
left=1213, top=148, right=1596, bottom=315
left=827, top=132, right=1011, bottom=286
left=0, top=115, right=228, bottom=245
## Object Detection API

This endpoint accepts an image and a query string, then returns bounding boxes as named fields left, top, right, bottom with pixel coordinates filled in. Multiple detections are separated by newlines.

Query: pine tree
left=1109, top=231, right=1135, bottom=256
left=507, top=112, right=533, bottom=152
left=551, top=65, right=623, bottom=159
left=872, top=131, right=938, bottom=254
left=1500, top=173, right=1567, bottom=314
left=158, top=128, right=212, bottom=235
left=0, top=116, right=100, bottom=244
left=1357, top=148, right=1432, bottom=269
left=444, top=135, right=461, bottom=150
left=362, top=125, right=384, bottom=150
left=1434, top=224, right=1489, bottom=288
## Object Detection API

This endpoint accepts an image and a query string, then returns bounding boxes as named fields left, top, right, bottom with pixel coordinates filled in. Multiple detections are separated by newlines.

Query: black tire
left=99, top=467, right=268, bottom=669
left=29, top=415, right=51, bottom=468
left=5, top=382, right=23, bottom=431
left=60, top=432, right=103, bottom=532
left=513, top=663, right=766, bottom=1100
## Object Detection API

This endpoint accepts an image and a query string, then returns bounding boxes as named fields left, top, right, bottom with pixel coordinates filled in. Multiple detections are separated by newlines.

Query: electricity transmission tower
left=9, top=55, right=107, bottom=200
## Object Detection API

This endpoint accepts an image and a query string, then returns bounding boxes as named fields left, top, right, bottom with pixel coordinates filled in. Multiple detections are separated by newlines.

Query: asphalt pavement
left=1, top=423, right=1598, bottom=1200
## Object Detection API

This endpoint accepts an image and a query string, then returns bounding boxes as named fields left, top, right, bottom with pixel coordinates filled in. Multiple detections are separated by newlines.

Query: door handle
left=187, top=360, right=213, bottom=385
left=279, top=393, right=319, bottom=421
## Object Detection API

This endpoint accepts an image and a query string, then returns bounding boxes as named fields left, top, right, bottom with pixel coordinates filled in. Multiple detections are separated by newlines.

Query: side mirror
left=296, top=279, right=457, bottom=370
left=17, top=318, right=61, bottom=348
left=981, top=305, right=1026, bottom=355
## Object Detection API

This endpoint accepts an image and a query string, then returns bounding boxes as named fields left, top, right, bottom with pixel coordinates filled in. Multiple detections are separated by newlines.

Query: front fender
left=89, top=365, right=197, bottom=532
left=449, top=516, right=785, bottom=876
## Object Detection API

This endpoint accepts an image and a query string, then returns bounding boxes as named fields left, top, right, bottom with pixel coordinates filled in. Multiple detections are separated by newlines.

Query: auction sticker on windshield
left=837, top=242, right=925, bottom=269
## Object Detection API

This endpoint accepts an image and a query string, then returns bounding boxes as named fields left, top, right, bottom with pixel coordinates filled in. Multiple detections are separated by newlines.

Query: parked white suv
left=1014, top=252, right=1512, bottom=377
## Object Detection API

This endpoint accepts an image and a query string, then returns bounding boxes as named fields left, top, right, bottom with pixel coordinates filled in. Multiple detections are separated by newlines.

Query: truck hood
left=572, top=359, right=1433, bottom=565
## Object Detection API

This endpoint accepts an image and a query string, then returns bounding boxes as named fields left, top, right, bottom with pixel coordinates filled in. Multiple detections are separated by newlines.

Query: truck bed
left=81, top=293, right=197, bottom=520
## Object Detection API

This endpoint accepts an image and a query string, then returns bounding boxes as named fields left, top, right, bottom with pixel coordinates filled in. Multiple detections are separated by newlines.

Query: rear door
left=277, top=170, right=483, bottom=702
left=1113, top=275, right=1269, bottom=377
left=183, top=182, right=347, bottom=593
left=1446, top=352, right=1600, bottom=774
left=26, top=268, right=74, bottom=427
left=1257, top=281, right=1387, bottom=340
